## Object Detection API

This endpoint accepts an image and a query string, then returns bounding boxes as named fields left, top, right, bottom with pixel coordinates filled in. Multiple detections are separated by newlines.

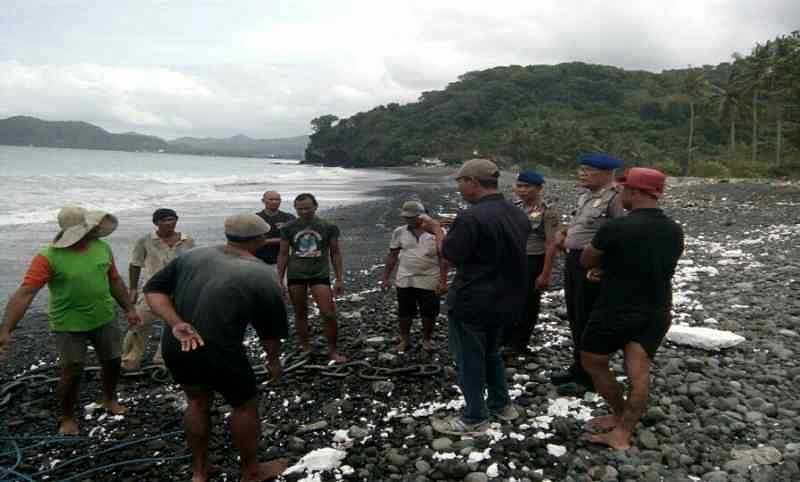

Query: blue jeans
left=448, top=314, right=511, bottom=424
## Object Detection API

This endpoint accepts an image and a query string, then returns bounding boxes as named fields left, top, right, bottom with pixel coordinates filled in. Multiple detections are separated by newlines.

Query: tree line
left=306, top=31, right=800, bottom=177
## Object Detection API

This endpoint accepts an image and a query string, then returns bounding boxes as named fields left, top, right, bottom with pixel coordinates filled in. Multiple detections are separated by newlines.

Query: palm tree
left=681, top=68, right=708, bottom=176
left=711, top=67, right=744, bottom=159
left=738, top=45, right=772, bottom=164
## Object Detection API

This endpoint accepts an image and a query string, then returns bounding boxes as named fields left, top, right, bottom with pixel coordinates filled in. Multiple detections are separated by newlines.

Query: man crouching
left=144, top=214, right=289, bottom=482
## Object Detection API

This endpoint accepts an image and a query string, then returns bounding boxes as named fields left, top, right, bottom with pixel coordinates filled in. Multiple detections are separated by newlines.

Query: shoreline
left=1, top=170, right=799, bottom=481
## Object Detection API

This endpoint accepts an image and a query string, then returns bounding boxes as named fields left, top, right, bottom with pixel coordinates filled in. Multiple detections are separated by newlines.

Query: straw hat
left=53, top=206, right=118, bottom=248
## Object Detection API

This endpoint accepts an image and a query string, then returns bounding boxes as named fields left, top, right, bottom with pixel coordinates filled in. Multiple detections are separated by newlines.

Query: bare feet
left=395, top=340, right=410, bottom=353
left=191, top=463, right=222, bottom=482
left=421, top=339, right=434, bottom=352
left=58, top=417, right=80, bottom=435
left=585, top=414, right=620, bottom=432
left=328, top=351, right=348, bottom=363
left=121, top=359, right=139, bottom=371
left=241, top=459, right=290, bottom=482
left=102, top=400, right=129, bottom=415
left=582, top=428, right=632, bottom=450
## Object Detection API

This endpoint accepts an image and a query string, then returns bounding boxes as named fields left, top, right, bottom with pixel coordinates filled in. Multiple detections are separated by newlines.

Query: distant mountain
left=0, top=116, right=169, bottom=152
left=0, top=116, right=309, bottom=159
left=168, top=134, right=308, bottom=159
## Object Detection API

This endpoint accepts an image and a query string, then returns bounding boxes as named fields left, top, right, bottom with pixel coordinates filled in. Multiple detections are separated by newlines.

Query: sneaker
left=431, top=416, right=489, bottom=436
left=492, top=403, right=522, bottom=422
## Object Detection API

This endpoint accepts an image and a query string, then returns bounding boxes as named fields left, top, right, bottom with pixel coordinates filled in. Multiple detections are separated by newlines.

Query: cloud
left=0, top=0, right=796, bottom=138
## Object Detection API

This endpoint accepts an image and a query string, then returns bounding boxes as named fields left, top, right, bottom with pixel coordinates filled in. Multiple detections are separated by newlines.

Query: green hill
left=168, top=134, right=308, bottom=159
left=0, top=116, right=169, bottom=152
left=306, top=32, right=800, bottom=177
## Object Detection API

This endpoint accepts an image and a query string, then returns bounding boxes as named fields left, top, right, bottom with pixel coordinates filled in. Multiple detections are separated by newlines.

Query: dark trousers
left=564, top=249, right=600, bottom=379
left=503, top=254, right=544, bottom=353
left=448, top=314, right=510, bottom=424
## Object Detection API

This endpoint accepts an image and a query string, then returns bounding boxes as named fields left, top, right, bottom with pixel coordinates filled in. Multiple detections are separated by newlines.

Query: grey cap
left=224, top=214, right=270, bottom=241
left=400, top=201, right=425, bottom=218
left=455, top=158, right=499, bottom=180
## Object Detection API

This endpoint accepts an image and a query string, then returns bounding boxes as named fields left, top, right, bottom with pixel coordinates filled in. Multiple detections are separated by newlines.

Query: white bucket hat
left=52, top=206, right=118, bottom=248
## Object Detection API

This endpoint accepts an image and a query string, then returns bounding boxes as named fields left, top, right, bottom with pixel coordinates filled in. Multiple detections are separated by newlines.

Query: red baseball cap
left=620, top=167, right=666, bottom=198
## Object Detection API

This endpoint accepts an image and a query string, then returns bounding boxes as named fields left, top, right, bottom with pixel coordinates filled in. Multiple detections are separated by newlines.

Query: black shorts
left=287, top=277, right=330, bottom=287
left=163, top=344, right=257, bottom=408
left=396, top=287, right=440, bottom=319
left=581, top=309, right=670, bottom=359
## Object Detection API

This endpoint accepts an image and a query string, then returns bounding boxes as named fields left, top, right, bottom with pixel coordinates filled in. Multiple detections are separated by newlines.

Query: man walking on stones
left=255, top=190, right=296, bottom=269
left=277, top=193, right=347, bottom=363
left=381, top=200, right=448, bottom=352
left=144, top=214, right=289, bottom=482
left=504, top=170, right=561, bottom=359
left=0, top=206, right=141, bottom=435
left=579, top=168, right=684, bottom=450
left=420, top=159, right=530, bottom=435
left=552, top=153, right=626, bottom=395
left=122, top=208, right=194, bottom=370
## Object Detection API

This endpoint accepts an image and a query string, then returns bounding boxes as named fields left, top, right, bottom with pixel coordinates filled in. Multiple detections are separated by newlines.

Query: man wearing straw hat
left=0, top=206, right=141, bottom=435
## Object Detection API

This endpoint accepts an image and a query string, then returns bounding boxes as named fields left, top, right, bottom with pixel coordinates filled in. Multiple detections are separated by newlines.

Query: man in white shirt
left=381, top=201, right=448, bottom=352
left=122, top=208, right=195, bottom=370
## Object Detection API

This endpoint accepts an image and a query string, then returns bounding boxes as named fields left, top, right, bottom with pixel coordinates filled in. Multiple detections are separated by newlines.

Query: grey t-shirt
left=565, top=185, right=626, bottom=250
left=143, top=246, right=288, bottom=354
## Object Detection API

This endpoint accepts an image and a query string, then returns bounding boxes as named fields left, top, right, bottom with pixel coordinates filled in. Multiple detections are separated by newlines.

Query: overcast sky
left=0, top=0, right=796, bottom=139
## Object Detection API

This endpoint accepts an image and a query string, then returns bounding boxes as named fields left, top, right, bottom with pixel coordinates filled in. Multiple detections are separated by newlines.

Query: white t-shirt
left=389, top=226, right=441, bottom=290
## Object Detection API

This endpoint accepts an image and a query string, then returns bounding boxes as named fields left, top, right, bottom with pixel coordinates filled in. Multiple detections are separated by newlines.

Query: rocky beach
left=1, top=168, right=799, bottom=482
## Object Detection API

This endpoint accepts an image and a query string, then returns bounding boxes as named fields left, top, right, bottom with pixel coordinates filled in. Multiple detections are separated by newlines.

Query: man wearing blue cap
left=552, top=153, right=626, bottom=395
left=504, top=170, right=560, bottom=359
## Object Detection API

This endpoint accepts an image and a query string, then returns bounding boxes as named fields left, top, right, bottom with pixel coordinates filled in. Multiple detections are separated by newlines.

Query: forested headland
left=306, top=32, right=800, bottom=177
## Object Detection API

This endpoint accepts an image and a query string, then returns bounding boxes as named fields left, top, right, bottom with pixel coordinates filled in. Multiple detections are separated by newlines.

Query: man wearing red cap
left=578, top=168, right=684, bottom=450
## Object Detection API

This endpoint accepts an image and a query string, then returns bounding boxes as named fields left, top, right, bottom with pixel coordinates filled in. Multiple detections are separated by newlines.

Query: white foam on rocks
left=284, top=448, right=347, bottom=477
left=666, top=325, right=746, bottom=350
left=547, top=444, right=567, bottom=457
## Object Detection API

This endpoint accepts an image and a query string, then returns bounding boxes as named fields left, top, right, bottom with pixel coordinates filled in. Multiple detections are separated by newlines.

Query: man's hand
left=125, top=309, right=143, bottom=328
left=172, top=322, right=204, bottom=352
left=586, top=268, right=604, bottom=283
left=380, top=278, right=393, bottom=292
left=333, top=279, right=344, bottom=297
left=0, top=331, right=12, bottom=358
left=417, top=214, right=442, bottom=235
left=435, top=279, right=448, bottom=296
left=278, top=280, right=288, bottom=298
left=266, top=358, right=283, bottom=382
left=534, top=273, right=551, bottom=291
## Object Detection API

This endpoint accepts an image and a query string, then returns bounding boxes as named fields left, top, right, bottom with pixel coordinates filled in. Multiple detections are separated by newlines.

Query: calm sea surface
left=0, top=145, right=404, bottom=308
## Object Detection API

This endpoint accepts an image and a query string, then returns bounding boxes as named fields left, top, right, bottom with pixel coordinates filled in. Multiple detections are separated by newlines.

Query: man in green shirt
left=277, top=193, right=346, bottom=363
left=0, top=206, right=141, bottom=435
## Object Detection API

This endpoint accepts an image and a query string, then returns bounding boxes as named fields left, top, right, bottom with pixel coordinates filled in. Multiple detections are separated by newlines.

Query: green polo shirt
left=41, top=240, right=116, bottom=332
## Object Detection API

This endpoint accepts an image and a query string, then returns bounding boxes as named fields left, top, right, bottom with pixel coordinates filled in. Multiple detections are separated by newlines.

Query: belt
left=565, top=247, right=584, bottom=254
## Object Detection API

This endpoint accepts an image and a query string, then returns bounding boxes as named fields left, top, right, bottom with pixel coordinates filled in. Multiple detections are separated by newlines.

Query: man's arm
left=580, top=244, right=604, bottom=269
left=381, top=249, right=400, bottom=291
left=276, top=240, right=290, bottom=291
left=330, top=238, right=344, bottom=296
left=0, top=285, right=41, bottom=355
left=109, top=271, right=142, bottom=328
left=145, top=292, right=204, bottom=352
left=436, top=255, right=449, bottom=295
left=128, top=265, right=142, bottom=304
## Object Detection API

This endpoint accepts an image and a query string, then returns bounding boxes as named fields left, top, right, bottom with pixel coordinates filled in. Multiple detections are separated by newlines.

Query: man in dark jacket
left=420, top=159, right=531, bottom=435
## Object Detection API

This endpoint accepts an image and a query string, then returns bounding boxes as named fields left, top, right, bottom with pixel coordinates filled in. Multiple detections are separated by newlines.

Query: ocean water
left=0, top=145, right=404, bottom=308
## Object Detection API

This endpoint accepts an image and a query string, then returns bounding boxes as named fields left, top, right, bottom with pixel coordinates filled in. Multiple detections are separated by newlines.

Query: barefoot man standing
left=0, top=206, right=140, bottom=434
left=579, top=168, right=683, bottom=449
left=144, top=214, right=289, bottom=482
